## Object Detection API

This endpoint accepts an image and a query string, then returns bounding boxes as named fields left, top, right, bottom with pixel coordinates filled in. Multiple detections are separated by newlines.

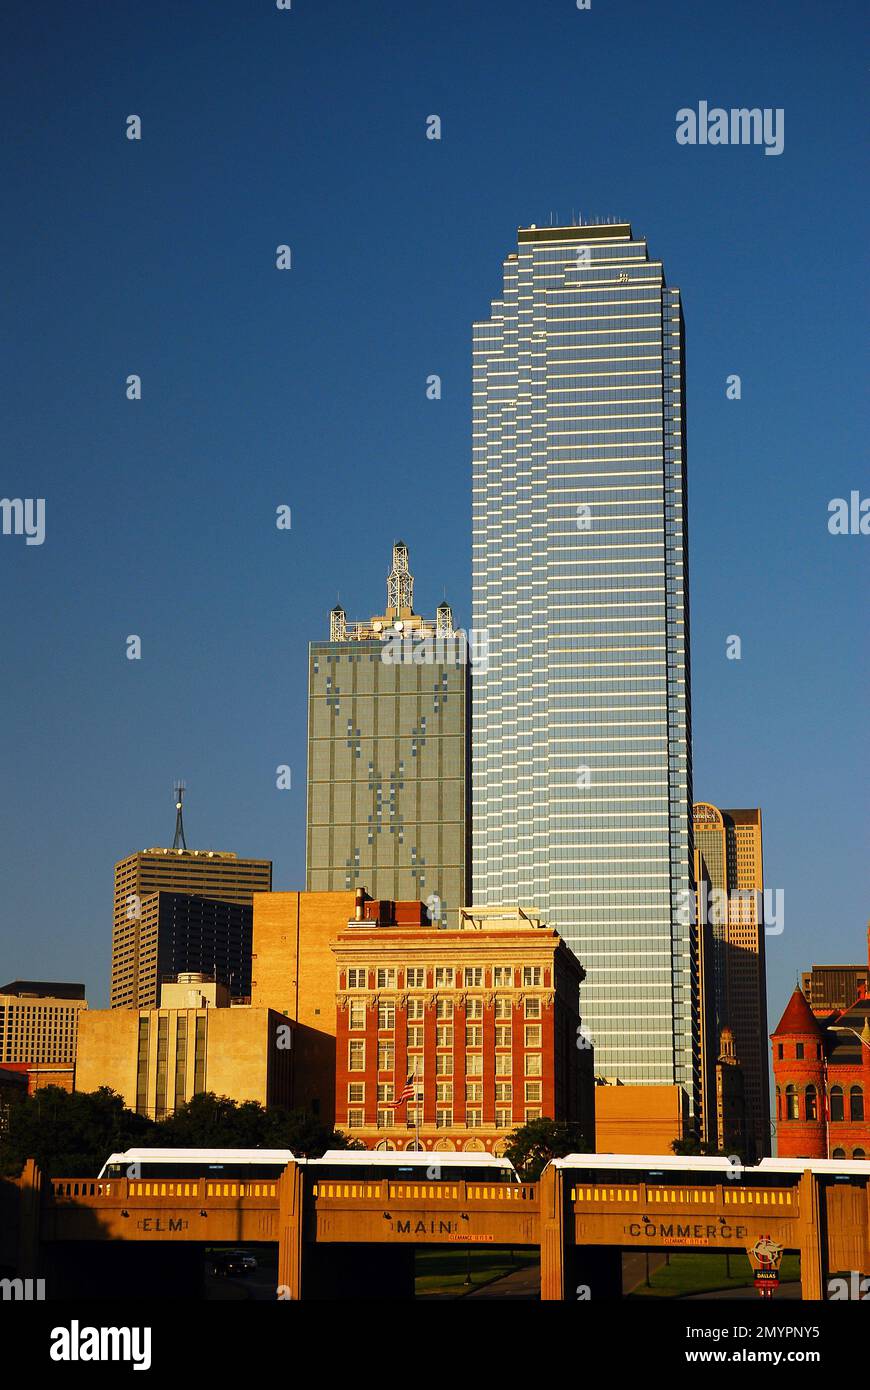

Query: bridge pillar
left=17, top=1159, right=44, bottom=1278
left=539, top=1164, right=566, bottom=1301
left=798, top=1169, right=824, bottom=1301
left=277, top=1161, right=305, bottom=1300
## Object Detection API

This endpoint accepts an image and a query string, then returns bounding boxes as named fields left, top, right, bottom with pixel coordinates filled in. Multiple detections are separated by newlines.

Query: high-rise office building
left=111, top=832, right=272, bottom=1008
left=0, top=981, right=87, bottom=1067
left=472, top=222, right=693, bottom=1101
left=306, top=542, right=470, bottom=929
left=693, top=803, right=770, bottom=1158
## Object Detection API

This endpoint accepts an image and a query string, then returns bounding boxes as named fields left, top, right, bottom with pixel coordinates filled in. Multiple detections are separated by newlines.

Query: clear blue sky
left=1, top=0, right=866, bottom=1028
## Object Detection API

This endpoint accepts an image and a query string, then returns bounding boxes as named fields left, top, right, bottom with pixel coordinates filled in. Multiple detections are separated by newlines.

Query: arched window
left=850, top=1086, right=864, bottom=1122
left=853, top=1148, right=866, bottom=1159
left=775, top=1085, right=782, bottom=1121
left=832, top=1148, right=846, bottom=1159
left=805, top=1084, right=818, bottom=1121
left=785, top=1084, right=798, bottom=1120
left=830, top=1085, right=844, bottom=1122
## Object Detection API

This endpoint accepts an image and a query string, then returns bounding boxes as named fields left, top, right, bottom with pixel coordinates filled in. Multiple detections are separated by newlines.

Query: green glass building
left=306, top=543, right=470, bottom=929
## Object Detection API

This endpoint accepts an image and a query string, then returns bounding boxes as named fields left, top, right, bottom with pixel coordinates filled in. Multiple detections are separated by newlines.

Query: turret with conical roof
left=771, top=987, right=827, bottom=1158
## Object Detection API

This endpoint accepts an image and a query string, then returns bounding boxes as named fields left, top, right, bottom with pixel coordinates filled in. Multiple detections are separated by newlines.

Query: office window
left=466, top=1054, right=482, bottom=1076
left=805, top=1085, right=817, bottom=1121
left=830, top=1085, right=844, bottom=1122
left=347, top=1109, right=364, bottom=1129
left=348, top=1040, right=365, bottom=1072
left=495, top=1025, right=512, bottom=1048
left=525, top=1053, right=542, bottom=1077
left=436, top=1053, right=453, bottom=1076
left=785, top=1084, right=798, bottom=1120
left=377, top=1083, right=394, bottom=1104
left=436, top=998, right=454, bottom=1020
left=495, top=1082, right=512, bottom=1103
left=376, top=1109, right=393, bottom=1129
left=435, top=967, right=454, bottom=988
left=466, top=1025, right=482, bottom=1048
left=376, top=968, right=396, bottom=990
left=378, top=1043, right=394, bottom=1072
left=407, top=998, right=425, bottom=1021
left=850, top=1086, right=864, bottom=1122
left=493, top=966, right=513, bottom=987
left=466, top=1107, right=482, bottom=1129
left=524, top=1108, right=542, bottom=1123
left=435, top=1109, right=453, bottom=1128
left=406, top=967, right=425, bottom=988
left=406, top=1105, right=422, bottom=1129
left=436, top=1025, right=453, bottom=1048
left=349, top=1000, right=366, bottom=1031
left=347, top=968, right=367, bottom=990
left=464, top=967, right=483, bottom=987
left=522, top=966, right=543, bottom=987
left=524, top=998, right=541, bottom=1019
left=407, top=1025, right=424, bottom=1048
left=494, top=998, right=511, bottom=1021
left=378, top=1002, right=395, bottom=1031
left=495, top=1054, right=511, bottom=1076
left=795, top=1042, right=804, bottom=1060
left=436, top=1082, right=453, bottom=1103
left=525, top=1081, right=541, bottom=1103
left=348, top=1082, right=365, bottom=1104
left=495, top=1107, right=511, bottom=1128
left=466, top=998, right=483, bottom=1021
left=466, top=1082, right=482, bottom=1103
left=525, top=1025, right=542, bottom=1048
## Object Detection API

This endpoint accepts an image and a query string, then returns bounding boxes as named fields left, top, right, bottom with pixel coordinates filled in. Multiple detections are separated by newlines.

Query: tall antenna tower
left=172, top=781, right=188, bottom=850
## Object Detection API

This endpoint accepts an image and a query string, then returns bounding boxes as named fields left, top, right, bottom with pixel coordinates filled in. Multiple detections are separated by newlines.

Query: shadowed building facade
left=306, top=543, right=470, bottom=930
left=693, top=803, right=770, bottom=1159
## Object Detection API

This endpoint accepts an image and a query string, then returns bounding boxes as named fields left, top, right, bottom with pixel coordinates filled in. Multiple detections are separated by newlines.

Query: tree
left=0, top=1086, right=153, bottom=1178
left=503, top=1117, right=590, bottom=1181
left=152, top=1092, right=356, bottom=1157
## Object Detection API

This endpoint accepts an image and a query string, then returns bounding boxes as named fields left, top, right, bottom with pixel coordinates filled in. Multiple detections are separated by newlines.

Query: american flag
left=388, top=1075, right=420, bottom=1107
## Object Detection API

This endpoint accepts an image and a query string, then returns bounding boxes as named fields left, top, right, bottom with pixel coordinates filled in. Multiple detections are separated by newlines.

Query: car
left=210, top=1249, right=258, bottom=1277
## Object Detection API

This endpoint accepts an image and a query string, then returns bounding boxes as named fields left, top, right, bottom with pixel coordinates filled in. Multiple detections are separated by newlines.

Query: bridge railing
left=570, top=1182, right=798, bottom=1214
left=312, top=1179, right=539, bottom=1204
left=49, top=1178, right=279, bottom=1202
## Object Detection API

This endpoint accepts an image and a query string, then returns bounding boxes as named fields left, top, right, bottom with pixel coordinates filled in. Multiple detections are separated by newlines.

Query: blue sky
left=1, top=0, right=866, bottom=1029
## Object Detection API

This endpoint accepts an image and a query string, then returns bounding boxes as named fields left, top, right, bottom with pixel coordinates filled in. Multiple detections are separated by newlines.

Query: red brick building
left=772, top=935, right=870, bottom=1159
left=332, top=895, right=594, bottom=1152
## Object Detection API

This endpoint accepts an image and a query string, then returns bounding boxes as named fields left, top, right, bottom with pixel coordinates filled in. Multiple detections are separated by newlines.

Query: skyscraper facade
left=693, top=802, right=770, bottom=1158
left=472, top=222, right=694, bottom=1101
left=111, top=848, right=271, bottom=1008
left=306, top=543, right=470, bottom=929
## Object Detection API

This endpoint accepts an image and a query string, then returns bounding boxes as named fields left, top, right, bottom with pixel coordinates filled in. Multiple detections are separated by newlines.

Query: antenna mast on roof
left=172, top=781, right=188, bottom=850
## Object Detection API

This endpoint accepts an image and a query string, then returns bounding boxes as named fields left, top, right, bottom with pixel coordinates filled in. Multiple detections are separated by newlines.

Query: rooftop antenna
left=172, top=781, right=188, bottom=851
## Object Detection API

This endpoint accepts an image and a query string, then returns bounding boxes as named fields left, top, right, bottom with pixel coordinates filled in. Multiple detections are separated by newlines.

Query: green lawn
left=415, top=1247, right=539, bottom=1296
left=628, top=1250, right=801, bottom=1299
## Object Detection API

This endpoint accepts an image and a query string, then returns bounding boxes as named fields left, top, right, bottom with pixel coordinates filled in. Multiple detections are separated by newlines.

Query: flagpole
left=414, top=1056, right=421, bottom=1152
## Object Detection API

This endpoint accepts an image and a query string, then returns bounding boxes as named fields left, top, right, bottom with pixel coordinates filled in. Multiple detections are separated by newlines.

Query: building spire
left=172, top=781, right=187, bottom=850
left=387, top=540, right=414, bottom=615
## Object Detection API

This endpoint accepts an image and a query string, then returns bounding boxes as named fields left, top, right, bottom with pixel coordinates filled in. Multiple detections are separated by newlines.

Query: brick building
left=332, top=895, right=594, bottom=1152
left=772, top=936, right=870, bottom=1160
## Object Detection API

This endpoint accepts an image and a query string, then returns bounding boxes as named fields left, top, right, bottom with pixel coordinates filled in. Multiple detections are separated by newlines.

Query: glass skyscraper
left=472, top=222, right=694, bottom=1103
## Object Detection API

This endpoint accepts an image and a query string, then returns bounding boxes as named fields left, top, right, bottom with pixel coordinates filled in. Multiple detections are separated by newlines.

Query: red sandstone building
left=332, top=895, right=594, bottom=1152
left=772, top=929, right=870, bottom=1159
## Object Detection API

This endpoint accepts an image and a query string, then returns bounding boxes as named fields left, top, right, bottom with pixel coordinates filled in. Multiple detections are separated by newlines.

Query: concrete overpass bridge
left=2, top=1157, right=867, bottom=1299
